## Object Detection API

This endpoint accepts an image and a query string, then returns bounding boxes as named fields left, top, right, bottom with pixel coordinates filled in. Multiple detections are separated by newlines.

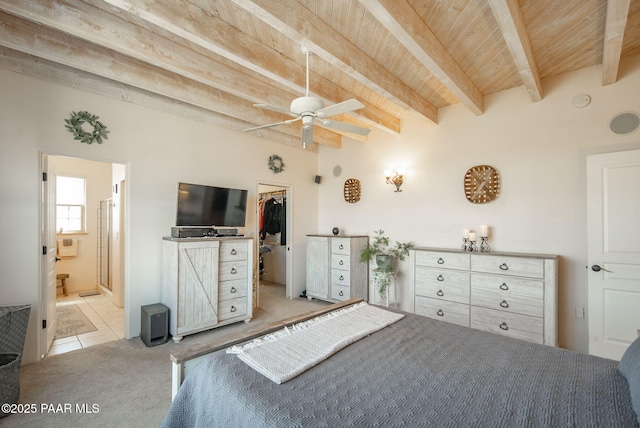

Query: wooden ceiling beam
left=0, top=0, right=287, bottom=104
left=488, top=0, right=542, bottom=102
left=230, top=0, right=439, bottom=125
left=360, top=0, right=484, bottom=116
left=98, top=0, right=398, bottom=135
left=0, top=12, right=340, bottom=148
left=602, top=0, right=631, bottom=86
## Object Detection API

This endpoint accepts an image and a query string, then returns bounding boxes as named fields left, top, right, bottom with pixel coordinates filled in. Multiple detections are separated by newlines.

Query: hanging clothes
left=259, top=191, right=286, bottom=245
left=263, top=198, right=282, bottom=235
left=279, top=197, right=286, bottom=245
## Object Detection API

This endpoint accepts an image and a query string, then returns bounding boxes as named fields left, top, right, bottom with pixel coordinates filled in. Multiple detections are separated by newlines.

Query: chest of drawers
left=410, top=248, right=558, bottom=346
left=162, top=237, right=253, bottom=342
left=306, top=235, right=368, bottom=303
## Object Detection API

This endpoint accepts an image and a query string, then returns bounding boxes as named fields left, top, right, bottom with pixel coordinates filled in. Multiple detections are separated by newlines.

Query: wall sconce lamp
left=384, top=168, right=405, bottom=192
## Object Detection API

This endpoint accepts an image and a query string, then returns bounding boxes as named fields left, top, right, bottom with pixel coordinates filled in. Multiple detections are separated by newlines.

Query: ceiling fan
left=243, top=48, right=371, bottom=148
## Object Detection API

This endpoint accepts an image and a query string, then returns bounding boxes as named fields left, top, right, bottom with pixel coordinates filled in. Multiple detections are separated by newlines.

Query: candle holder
left=466, top=238, right=478, bottom=252
left=461, top=238, right=470, bottom=251
left=479, top=236, right=490, bottom=252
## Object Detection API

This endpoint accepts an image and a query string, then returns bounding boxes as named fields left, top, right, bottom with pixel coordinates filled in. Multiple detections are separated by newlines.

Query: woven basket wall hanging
left=343, top=178, right=361, bottom=203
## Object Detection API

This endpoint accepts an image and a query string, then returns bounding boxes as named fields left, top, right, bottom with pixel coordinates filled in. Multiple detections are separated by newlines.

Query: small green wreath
left=268, top=154, right=285, bottom=174
left=64, top=111, right=109, bottom=144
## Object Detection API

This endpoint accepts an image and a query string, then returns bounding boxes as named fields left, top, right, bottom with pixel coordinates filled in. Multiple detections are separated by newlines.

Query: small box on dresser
left=409, top=248, right=558, bottom=346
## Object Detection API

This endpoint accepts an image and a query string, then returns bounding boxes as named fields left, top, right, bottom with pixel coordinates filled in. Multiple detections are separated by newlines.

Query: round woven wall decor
left=343, top=178, right=361, bottom=203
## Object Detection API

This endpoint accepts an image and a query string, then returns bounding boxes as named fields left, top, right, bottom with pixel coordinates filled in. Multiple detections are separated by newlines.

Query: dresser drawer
left=331, top=253, right=351, bottom=270
left=331, top=269, right=350, bottom=286
left=414, top=250, right=470, bottom=271
left=219, top=260, right=248, bottom=281
left=414, top=267, right=469, bottom=304
left=470, top=273, right=543, bottom=317
left=415, top=296, right=470, bottom=327
left=331, top=284, right=350, bottom=301
left=218, top=278, right=248, bottom=301
left=471, top=254, right=544, bottom=279
left=219, top=241, right=248, bottom=262
left=218, top=297, right=247, bottom=321
left=331, top=238, right=351, bottom=255
left=471, top=306, right=543, bottom=344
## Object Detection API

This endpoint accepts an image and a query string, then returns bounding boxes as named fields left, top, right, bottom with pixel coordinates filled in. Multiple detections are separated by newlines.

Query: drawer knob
left=499, top=263, right=509, bottom=271
left=437, top=258, right=444, bottom=264
left=499, top=322, right=509, bottom=330
left=230, top=287, right=237, bottom=293
left=339, top=290, right=344, bottom=296
left=339, top=244, right=344, bottom=250
left=230, top=305, right=236, bottom=312
left=231, top=268, right=237, bottom=274
left=437, top=275, right=444, bottom=282
left=436, top=309, right=444, bottom=317
left=230, top=249, right=237, bottom=255
left=339, top=260, right=344, bottom=265
left=499, top=283, right=509, bottom=291
left=500, top=300, right=509, bottom=308
left=436, top=290, right=444, bottom=297
left=339, top=275, right=344, bottom=281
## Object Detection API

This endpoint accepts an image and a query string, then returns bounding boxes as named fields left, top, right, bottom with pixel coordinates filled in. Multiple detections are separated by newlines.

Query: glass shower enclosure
left=98, top=198, right=112, bottom=291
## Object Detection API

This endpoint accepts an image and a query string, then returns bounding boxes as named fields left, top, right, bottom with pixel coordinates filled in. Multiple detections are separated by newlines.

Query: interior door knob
left=591, top=264, right=612, bottom=273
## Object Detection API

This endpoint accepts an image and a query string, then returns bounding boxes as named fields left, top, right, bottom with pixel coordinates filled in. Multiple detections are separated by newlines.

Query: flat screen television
left=176, top=182, right=248, bottom=227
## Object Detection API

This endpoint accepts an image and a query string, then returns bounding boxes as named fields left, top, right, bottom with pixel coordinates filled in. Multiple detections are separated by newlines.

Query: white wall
left=51, top=156, right=112, bottom=294
left=317, top=54, right=640, bottom=353
left=0, top=68, right=319, bottom=364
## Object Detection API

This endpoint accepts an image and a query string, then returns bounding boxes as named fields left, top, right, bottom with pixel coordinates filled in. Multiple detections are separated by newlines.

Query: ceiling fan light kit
left=243, top=47, right=371, bottom=148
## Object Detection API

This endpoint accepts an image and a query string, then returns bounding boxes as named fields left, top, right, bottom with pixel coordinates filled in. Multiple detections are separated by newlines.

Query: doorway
left=256, top=182, right=293, bottom=308
left=41, top=154, right=127, bottom=358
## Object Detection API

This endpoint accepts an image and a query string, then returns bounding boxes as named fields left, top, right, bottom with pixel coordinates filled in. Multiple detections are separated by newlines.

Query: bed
left=163, top=298, right=640, bottom=427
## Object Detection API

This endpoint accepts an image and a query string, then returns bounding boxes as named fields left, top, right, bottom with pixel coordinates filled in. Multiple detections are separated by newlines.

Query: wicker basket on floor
left=0, top=305, right=31, bottom=418
left=0, top=353, right=20, bottom=418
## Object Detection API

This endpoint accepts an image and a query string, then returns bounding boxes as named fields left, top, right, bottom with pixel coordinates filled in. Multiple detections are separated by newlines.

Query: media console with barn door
left=161, top=237, right=253, bottom=342
left=409, top=248, right=558, bottom=346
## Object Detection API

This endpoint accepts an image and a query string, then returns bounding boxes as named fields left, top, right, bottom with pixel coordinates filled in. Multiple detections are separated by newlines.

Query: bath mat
left=55, top=304, right=97, bottom=339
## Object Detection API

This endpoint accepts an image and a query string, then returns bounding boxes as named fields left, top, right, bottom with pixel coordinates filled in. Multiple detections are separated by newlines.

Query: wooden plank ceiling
left=1, top=0, right=639, bottom=151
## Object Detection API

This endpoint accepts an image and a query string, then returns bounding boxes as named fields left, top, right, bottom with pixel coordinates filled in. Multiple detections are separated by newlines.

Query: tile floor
left=47, top=291, right=125, bottom=357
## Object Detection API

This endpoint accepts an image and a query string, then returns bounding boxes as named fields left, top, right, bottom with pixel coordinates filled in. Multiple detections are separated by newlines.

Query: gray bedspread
left=162, top=311, right=638, bottom=427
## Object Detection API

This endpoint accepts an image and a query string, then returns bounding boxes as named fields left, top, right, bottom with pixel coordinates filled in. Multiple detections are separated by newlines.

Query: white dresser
left=409, top=248, right=558, bottom=346
left=306, top=235, right=368, bottom=303
left=162, top=237, right=253, bottom=342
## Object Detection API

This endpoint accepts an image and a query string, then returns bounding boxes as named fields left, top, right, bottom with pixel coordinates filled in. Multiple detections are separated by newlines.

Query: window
left=57, top=175, right=86, bottom=233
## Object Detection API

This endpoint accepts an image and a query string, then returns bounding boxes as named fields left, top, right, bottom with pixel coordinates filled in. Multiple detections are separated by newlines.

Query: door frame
left=39, top=151, right=130, bottom=360
left=255, top=181, right=293, bottom=302
left=40, top=154, right=57, bottom=357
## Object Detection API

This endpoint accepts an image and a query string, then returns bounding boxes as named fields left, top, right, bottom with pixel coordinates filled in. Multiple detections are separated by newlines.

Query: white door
left=587, top=149, right=640, bottom=360
left=40, top=154, right=58, bottom=357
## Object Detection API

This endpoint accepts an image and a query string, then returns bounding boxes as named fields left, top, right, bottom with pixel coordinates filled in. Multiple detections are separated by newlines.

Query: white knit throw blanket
left=227, top=302, right=405, bottom=384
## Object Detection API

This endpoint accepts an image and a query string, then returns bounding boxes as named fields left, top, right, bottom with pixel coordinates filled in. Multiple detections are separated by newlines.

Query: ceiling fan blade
left=243, top=117, right=300, bottom=132
left=301, top=123, right=314, bottom=148
left=253, top=103, right=297, bottom=118
left=318, top=119, right=371, bottom=136
left=315, top=99, right=365, bottom=118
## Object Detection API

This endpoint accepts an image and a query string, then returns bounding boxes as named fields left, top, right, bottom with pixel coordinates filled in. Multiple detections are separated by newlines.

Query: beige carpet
left=55, top=304, right=97, bottom=339
left=5, top=284, right=328, bottom=427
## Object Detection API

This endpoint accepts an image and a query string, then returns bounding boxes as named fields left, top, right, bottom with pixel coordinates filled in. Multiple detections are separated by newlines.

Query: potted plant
left=359, top=230, right=414, bottom=272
